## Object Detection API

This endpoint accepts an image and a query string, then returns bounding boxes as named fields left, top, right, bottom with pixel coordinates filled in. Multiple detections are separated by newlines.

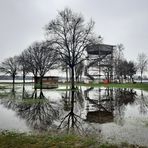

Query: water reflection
left=84, top=87, right=139, bottom=125
left=138, top=90, right=148, bottom=115
left=59, top=89, right=85, bottom=134
left=0, top=88, right=60, bottom=132
left=0, top=85, right=148, bottom=135
left=84, top=87, right=114, bottom=123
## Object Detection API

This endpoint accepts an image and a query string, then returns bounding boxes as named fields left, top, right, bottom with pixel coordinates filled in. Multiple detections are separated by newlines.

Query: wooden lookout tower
left=85, top=43, right=115, bottom=82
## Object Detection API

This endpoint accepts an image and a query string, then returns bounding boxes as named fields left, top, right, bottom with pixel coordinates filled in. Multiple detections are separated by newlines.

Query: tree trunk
left=40, top=76, right=43, bottom=90
left=39, top=89, right=44, bottom=99
left=80, top=75, right=82, bottom=82
left=141, top=71, right=143, bottom=83
left=71, top=66, right=75, bottom=90
left=22, top=84, right=25, bottom=99
left=107, top=71, right=109, bottom=83
left=66, top=67, right=68, bottom=83
left=12, top=74, right=15, bottom=89
left=71, top=90, right=75, bottom=130
left=34, top=88, right=37, bottom=99
left=34, top=76, right=37, bottom=88
left=23, top=71, right=25, bottom=84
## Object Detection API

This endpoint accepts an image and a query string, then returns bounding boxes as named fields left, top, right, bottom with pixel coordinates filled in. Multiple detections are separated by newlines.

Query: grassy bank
left=0, top=82, right=148, bottom=91
left=0, top=131, right=146, bottom=148
left=78, top=83, right=148, bottom=91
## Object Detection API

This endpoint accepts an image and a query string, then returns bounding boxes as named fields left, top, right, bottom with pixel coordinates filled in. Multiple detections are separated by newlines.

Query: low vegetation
left=0, top=131, right=146, bottom=148
left=1, top=82, right=148, bottom=91
left=79, top=82, right=148, bottom=91
left=0, top=131, right=98, bottom=148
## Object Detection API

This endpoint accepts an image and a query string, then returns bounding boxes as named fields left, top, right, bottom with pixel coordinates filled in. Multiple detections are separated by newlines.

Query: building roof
left=86, top=43, right=115, bottom=55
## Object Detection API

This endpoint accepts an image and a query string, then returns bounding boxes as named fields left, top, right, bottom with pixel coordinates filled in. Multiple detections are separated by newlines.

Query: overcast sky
left=0, top=0, right=148, bottom=63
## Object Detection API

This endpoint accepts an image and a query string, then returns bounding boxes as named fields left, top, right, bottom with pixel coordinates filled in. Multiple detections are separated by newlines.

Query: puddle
left=0, top=84, right=148, bottom=146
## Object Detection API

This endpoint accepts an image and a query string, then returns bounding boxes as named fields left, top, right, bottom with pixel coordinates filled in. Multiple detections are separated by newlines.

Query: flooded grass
left=1, top=82, right=148, bottom=91
left=56, top=88, right=79, bottom=91
left=0, top=131, right=146, bottom=148
left=0, top=93, right=8, bottom=97
left=79, top=83, right=148, bottom=91
left=0, top=86, right=8, bottom=89
left=0, top=83, right=148, bottom=147
left=142, top=120, right=148, bottom=127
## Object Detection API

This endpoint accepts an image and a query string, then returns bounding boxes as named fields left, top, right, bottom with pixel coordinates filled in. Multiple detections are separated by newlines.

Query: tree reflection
left=59, top=90, right=85, bottom=134
left=114, top=88, right=136, bottom=105
left=1, top=85, right=148, bottom=134
left=22, top=84, right=30, bottom=99
left=0, top=88, right=59, bottom=132
left=17, top=97, right=59, bottom=132
left=138, top=90, right=148, bottom=115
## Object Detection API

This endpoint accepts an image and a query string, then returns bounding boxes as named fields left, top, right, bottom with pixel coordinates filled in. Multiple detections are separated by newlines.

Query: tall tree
left=137, top=53, right=148, bottom=83
left=0, top=56, right=18, bottom=87
left=45, top=8, right=95, bottom=89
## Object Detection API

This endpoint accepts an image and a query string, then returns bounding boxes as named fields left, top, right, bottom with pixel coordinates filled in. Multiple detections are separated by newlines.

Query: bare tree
left=137, top=53, right=148, bottom=83
left=75, top=61, right=84, bottom=82
left=17, top=52, right=29, bottom=84
left=0, top=56, right=18, bottom=86
left=113, top=44, right=124, bottom=83
left=22, top=41, right=58, bottom=88
left=45, top=8, right=95, bottom=89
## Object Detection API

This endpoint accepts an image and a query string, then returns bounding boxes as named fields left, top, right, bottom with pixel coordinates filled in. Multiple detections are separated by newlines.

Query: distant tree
left=45, top=8, right=95, bottom=89
left=17, top=53, right=29, bottom=84
left=22, top=41, right=58, bottom=88
left=22, top=42, right=40, bottom=84
left=102, top=66, right=112, bottom=82
left=0, top=56, right=18, bottom=86
left=122, top=60, right=128, bottom=81
left=113, top=44, right=124, bottom=83
left=137, top=53, right=148, bottom=83
left=114, top=59, right=137, bottom=83
left=127, top=61, right=137, bottom=83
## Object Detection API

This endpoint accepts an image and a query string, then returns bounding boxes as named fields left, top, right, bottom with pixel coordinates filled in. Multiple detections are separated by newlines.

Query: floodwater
left=0, top=83, right=148, bottom=146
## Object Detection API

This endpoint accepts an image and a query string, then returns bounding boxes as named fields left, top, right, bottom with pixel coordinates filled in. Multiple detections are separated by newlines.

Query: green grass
left=0, top=131, right=146, bottom=148
left=0, top=86, right=7, bottom=89
left=0, top=92, right=8, bottom=97
left=78, top=83, right=148, bottom=91
left=0, top=82, right=148, bottom=91
left=0, top=131, right=98, bottom=148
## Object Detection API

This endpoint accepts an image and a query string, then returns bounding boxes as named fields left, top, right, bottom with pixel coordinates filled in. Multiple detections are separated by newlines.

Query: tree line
left=0, top=8, right=148, bottom=88
left=114, top=44, right=148, bottom=83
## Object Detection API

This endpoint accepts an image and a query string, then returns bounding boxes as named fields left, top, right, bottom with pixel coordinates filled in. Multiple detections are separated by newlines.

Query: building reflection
left=84, top=87, right=137, bottom=125
left=0, top=85, right=148, bottom=134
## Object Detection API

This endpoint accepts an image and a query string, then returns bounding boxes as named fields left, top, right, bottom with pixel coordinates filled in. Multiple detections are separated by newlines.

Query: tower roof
left=86, top=43, right=115, bottom=55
